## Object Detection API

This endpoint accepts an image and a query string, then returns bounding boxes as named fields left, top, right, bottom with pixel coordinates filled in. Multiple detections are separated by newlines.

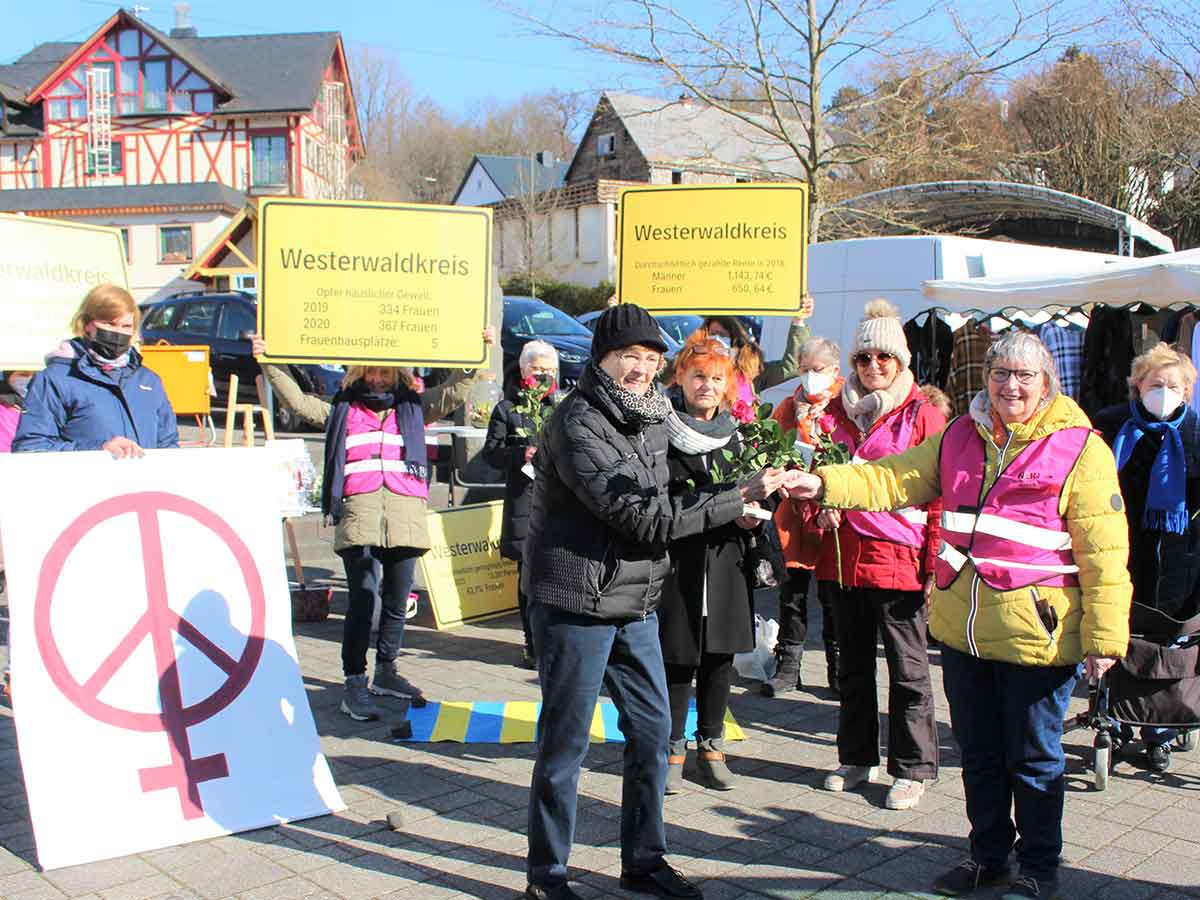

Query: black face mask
left=348, top=381, right=395, bottom=411
left=88, top=325, right=132, bottom=360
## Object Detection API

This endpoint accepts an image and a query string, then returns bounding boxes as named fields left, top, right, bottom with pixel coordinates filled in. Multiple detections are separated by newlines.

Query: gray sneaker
left=340, top=673, right=380, bottom=721
left=371, top=661, right=427, bottom=706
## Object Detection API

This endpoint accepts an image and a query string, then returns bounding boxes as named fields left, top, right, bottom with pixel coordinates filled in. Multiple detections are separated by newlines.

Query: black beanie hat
left=590, top=303, right=668, bottom=361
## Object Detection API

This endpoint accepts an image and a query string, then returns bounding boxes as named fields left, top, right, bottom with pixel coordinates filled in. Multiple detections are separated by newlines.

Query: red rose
left=818, top=414, right=835, bottom=433
left=521, top=375, right=539, bottom=389
left=732, top=400, right=755, bottom=423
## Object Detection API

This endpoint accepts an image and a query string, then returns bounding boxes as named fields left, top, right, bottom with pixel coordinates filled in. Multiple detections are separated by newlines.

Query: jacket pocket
left=1029, top=587, right=1058, bottom=646
left=597, top=539, right=621, bottom=595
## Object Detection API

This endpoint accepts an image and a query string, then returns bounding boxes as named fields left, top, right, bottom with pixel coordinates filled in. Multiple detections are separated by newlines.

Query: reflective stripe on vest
left=935, top=415, right=1090, bottom=591
left=343, top=404, right=429, bottom=500
left=836, top=402, right=928, bottom=548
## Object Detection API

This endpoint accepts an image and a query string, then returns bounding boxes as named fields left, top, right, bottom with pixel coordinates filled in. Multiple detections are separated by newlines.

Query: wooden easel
left=223, top=373, right=274, bottom=447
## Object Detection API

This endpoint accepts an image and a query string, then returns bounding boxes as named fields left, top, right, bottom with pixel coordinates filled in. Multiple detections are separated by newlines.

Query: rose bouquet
left=514, top=374, right=559, bottom=478
left=710, top=401, right=849, bottom=485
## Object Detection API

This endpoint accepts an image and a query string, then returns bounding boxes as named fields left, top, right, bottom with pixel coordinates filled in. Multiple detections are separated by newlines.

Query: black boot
left=666, top=739, right=687, bottom=794
left=761, top=643, right=802, bottom=697
left=825, top=644, right=839, bottom=697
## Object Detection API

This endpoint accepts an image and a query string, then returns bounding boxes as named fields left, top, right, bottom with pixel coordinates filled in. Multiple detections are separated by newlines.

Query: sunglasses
left=852, top=352, right=896, bottom=367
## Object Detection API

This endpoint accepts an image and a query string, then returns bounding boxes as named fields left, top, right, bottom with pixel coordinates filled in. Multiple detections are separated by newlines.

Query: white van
left=758, top=235, right=1118, bottom=406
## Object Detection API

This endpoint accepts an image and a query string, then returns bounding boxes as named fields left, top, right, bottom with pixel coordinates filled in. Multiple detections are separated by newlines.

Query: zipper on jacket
left=966, top=573, right=982, bottom=657
left=965, top=425, right=1016, bottom=655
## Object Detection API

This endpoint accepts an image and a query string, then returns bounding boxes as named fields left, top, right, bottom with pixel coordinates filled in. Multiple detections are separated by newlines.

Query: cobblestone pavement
left=2, top=509, right=1200, bottom=900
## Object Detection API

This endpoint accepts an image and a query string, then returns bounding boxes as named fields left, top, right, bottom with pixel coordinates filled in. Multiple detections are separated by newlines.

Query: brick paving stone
left=43, top=858, right=160, bottom=896
left=168, top=855, right=292, bottom=900
left=1126, top=850, right=1200, bottom=893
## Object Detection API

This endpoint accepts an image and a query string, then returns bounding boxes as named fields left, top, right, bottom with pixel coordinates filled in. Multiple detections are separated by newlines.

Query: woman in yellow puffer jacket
left=782, top=331, right=1130, bottom=900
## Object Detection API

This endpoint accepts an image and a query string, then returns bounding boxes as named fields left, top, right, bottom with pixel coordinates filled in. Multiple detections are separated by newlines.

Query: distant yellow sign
left=418, top=501, right=518, bottom=630
left=0, top=214, right=129, bottom=371
left=617, top=183, right=809, bottom=315
left=257, top=197, right=492, bottom=367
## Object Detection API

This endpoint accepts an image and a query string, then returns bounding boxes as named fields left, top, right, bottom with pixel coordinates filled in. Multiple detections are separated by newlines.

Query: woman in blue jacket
left=14, top=284, right=177, bottom=455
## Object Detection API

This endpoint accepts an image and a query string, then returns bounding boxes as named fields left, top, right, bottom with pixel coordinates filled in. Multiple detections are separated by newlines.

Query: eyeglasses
left=852, top=352, right=896, bottom=367
left=618, top=351, right=664, bottom=369
left=988, top=368, right=1040, bottom=385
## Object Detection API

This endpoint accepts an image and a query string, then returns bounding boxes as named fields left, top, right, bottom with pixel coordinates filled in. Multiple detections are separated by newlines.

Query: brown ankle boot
left=696, top=737, right=736, bottom=790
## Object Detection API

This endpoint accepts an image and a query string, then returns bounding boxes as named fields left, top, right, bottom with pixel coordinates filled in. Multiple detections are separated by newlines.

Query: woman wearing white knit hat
left=813, top=299, right=944, bottom=810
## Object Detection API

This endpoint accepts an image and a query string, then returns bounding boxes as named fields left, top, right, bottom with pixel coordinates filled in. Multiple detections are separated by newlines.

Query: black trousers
left=777, top=568, right=838, bottom=654
left=665, top=654, right=734, bottom=742
left=831, top=584, right=938, bottom=780
left=338, top=545, right=421, bottom=677
left=516, top=560, right=534, bottom=655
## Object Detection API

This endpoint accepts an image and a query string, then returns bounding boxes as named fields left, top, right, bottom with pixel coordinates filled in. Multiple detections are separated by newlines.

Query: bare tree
left=510, top=0, right=1100, bottom=238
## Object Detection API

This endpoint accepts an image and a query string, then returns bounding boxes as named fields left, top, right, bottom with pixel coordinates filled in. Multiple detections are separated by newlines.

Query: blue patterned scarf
left=1112, top=400, right=1188, bottom=534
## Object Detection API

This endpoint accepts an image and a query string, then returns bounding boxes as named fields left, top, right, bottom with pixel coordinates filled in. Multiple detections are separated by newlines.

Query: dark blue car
left=501, top=296, right=593, bottom=388
left=140, top=291, right=344, bottom=431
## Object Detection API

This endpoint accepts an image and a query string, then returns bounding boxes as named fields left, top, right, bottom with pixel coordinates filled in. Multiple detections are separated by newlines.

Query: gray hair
left=984, top=331, right=1060, bottom=400
left=519, top=339, right=558, bottom=372
left=798, top=337, right=840, bottom=368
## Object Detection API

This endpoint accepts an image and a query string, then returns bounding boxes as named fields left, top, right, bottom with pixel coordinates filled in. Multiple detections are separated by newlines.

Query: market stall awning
left=922, top=247, right=1200, bottom=310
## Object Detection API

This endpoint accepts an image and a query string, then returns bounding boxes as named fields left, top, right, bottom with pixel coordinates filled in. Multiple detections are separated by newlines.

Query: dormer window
left=597, top=132, right=616, bottom=156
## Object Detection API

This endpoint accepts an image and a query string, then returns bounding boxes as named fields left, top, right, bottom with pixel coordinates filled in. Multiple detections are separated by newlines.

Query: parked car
left=501, top=296, right=593, bottom=388
left=140, top=291, right=344, bottom=431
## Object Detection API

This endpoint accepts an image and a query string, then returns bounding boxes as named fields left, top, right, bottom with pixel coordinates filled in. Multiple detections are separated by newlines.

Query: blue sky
left=1, top=0, right=654, bottom=117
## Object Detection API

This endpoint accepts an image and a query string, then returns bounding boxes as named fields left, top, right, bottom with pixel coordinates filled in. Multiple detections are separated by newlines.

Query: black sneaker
left=933, top=859, right=1011, bottom=896
left=1147, top=742, right=1171, bottom=772
left=1001, top=874, right=1058, bottom=900
left=524, top=883, right=583, bottom=900
left=619, top=861, right=703, bottom=898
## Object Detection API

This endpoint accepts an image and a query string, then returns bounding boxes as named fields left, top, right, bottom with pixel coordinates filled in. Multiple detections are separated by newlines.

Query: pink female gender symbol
left=34, top=492, right=266, bottom=820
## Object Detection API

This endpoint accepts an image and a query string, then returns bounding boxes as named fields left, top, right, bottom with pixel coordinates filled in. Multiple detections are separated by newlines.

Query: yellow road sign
left=257, top=198, right=492, bottom=367
left=0, top=214, right=129, bottom=371
left=617, top=183, right=809, bottom=315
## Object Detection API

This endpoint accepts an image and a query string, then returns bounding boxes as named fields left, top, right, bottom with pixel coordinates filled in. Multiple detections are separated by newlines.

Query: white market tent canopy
left=922, top=247, right=1200, bottom=311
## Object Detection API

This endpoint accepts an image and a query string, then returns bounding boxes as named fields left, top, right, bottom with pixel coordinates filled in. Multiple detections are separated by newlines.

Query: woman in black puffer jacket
left=522, top=304, right=785, bottom=900
left=482, top=339, right=559, bottom=669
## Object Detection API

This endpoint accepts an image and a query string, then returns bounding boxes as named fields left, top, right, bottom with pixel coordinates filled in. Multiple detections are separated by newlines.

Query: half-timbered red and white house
left=0, top=5, right=363, bottom=300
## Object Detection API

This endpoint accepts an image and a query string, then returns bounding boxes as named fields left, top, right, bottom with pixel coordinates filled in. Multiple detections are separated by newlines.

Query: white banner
left=0, top=448, right=344, bottom=870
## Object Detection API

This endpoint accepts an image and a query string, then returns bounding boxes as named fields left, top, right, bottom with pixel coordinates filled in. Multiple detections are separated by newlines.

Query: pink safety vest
left=832, top=402, right=928, bottom=548
left=935, top=415, right=1090, bottom=591
left=343, top=404, right=429, bottom=500
left=0, top=404, right=19, bottom=453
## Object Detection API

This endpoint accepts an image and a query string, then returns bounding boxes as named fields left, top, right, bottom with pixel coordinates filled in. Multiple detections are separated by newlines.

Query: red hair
left=670, top=337, right=738, bottom=408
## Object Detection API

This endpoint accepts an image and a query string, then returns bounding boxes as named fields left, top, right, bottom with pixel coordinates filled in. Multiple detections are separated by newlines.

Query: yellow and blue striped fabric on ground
left=398, top=700, right=745, bottom=744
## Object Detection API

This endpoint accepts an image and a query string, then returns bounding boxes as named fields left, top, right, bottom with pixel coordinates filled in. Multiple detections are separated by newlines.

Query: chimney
left=170, top=3, right=198, bottom=38
left=534, top=150, right=554, bottom=167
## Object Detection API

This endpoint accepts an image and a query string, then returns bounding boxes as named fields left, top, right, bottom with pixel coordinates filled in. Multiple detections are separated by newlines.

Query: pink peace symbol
left=34, top=491, right=267, bottom=732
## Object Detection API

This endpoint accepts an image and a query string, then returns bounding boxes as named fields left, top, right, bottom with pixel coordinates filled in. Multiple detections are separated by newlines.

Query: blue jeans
left=941, top=646, right=1080, bottom=881
left=527, top=604, right=670, bottom=889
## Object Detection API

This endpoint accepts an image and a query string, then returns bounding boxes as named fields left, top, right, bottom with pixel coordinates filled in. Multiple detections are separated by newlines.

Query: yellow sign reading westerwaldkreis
left=417, top=501, right=518, bottom=630
left=617, top=183, right=809, bottom=315
left=257, top=198, right=491, bottom=366
left=0, top=214, right=129, bottom=371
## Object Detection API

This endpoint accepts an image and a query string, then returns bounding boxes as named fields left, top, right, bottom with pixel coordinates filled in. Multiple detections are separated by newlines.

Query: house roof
left=453, top=154, right=569, bottom=203
left=0, top=8, right=343, bottom=119
left=586, top=92, right=807, bottom=180
left=825, top=181, right=1175, bottom=256
left=0, top=182, right=246, bottom=214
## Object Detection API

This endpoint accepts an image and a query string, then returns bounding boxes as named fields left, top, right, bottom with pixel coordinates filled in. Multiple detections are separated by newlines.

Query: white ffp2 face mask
left=1142, top=386, right=1184, bottom=420
left=798, top=371, right=835, bottom=396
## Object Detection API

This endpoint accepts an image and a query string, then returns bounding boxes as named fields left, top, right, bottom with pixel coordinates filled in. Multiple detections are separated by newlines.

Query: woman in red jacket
left=818, top=300, right=943, bottom=811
